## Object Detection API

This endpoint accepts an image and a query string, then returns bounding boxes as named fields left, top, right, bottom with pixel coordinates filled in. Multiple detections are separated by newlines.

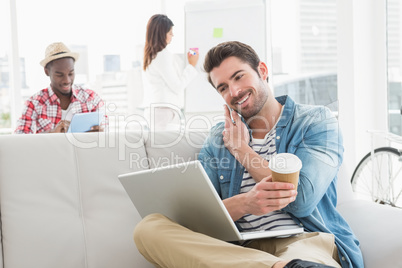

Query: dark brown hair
left=143, top=14, right=174, bottom=70
left=203, top=41, right=265, bottom=87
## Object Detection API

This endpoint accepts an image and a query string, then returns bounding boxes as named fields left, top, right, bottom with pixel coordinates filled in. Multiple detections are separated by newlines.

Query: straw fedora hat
left=40, top=42, right=79, bottom=67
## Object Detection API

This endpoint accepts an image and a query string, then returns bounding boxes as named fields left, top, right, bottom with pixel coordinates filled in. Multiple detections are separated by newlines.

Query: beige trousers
left=134, top=214, right=341, bottom=268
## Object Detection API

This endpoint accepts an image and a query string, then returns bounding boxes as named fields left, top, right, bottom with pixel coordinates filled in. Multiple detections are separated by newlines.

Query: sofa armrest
left=337, top=200, right=402, bottom=268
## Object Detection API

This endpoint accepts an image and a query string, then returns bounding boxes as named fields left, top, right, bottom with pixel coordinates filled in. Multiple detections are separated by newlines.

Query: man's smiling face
left=210, top=56, right=268, bottom=120
left=45, top=57, right=75, bottom=97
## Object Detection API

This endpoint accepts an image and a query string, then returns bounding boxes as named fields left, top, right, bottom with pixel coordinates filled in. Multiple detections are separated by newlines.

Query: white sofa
left=0, top=130, right=401, bottom=268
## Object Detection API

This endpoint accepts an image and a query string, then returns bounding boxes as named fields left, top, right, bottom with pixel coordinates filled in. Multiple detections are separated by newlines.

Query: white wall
left=337, top=0, right=388, bottom=179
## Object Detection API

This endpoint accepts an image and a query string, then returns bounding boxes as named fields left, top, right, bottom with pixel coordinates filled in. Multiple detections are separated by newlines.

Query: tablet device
left=67, top=111, right=104, bottom=133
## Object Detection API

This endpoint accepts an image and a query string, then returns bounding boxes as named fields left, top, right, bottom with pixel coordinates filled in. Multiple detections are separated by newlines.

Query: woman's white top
left=142, top=47, right=198, bottom=109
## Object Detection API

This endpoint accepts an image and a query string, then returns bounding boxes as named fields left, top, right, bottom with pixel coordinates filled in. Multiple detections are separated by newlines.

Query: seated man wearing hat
left=14, top=42, right=104, bottom=134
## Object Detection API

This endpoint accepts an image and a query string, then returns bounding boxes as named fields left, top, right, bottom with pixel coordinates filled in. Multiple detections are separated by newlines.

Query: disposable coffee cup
left=269, top=153, right=302, bottom=189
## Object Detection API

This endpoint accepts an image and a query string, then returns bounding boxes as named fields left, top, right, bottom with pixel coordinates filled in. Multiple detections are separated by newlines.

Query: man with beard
left=133, top=41, right=363, bottom=268
left=15, top=42, right=104, bottom=134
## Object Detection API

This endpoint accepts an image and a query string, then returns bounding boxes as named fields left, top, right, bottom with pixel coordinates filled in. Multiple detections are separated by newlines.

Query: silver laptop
left=118, top=160, right=304, bottom=241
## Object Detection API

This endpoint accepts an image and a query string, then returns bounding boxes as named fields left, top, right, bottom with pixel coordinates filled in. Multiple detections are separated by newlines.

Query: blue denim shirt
left=198, top=95, right=363, bottom=268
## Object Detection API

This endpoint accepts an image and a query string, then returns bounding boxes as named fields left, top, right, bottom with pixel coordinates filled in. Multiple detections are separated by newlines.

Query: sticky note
left=213, top=28, right=223, bottom=38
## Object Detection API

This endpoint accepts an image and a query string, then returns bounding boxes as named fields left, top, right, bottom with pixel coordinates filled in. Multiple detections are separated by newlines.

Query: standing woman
left=142, top=14, right=199, bottom=131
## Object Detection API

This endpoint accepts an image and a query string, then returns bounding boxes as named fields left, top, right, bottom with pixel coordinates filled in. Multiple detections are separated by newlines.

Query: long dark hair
left=143, top=14, right=174, bottom=70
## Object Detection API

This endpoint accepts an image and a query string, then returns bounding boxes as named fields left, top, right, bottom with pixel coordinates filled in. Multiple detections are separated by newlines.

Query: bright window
left=0, top=1, right=11, bottom=133
left=270, top=0, right=338, bottom=113
left=387, top=0, right=402, bottom=135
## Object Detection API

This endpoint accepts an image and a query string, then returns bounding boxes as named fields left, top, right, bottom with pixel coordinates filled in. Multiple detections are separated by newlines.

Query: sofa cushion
left=144, top=130, right=208, bottom=169
left=0, top=132, right=153, bottom=268
left=337, top=199, right=402, bottom=268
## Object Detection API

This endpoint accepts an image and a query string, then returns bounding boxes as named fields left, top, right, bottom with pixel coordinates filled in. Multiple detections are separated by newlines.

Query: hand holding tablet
left=67, top=111, right=105, bottom=133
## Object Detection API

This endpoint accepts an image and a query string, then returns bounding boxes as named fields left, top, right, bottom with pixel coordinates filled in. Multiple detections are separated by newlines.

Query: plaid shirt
left=14, top=85, right=104, bottom=134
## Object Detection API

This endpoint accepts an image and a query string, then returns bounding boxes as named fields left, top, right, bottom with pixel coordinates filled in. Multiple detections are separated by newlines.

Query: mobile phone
left=226, top=104, right=236, bottom=125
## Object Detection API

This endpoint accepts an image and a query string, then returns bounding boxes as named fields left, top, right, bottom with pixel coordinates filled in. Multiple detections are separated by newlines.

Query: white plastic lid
left=269, top=153, right=302, bottom=174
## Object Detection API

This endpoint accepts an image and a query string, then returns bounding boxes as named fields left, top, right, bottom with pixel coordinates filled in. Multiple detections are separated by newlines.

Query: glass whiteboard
left=184, top=0, right=268, bottom=113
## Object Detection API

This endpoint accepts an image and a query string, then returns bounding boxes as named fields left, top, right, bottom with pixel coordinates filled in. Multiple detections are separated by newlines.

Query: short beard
left=237, top=80, right=268, bottom=120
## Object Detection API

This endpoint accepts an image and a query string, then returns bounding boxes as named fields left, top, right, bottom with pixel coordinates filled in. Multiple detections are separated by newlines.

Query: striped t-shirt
left=237, top=128, right=299, bottom=232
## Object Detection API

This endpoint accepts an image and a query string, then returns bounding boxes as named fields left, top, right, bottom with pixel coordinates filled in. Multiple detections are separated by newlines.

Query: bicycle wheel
left=351, top=147, right=402, bottom=208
